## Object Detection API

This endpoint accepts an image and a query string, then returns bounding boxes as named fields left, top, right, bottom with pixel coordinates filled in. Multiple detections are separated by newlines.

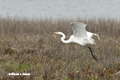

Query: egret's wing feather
left=70, top=22, right=87, bottom=38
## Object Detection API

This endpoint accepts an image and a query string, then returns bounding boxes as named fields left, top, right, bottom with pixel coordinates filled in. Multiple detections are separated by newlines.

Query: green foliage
left=90, top=74, right=98, bottom=80
left=1, top=61, right=19, bottom=72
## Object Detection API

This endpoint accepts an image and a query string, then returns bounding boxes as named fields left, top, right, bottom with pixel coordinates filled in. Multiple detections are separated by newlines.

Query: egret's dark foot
left=92, top=55, right=99, bottom=61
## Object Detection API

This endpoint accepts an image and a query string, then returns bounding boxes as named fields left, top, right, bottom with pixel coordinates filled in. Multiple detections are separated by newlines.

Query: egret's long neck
left=60, top=32, right=71, bottom=43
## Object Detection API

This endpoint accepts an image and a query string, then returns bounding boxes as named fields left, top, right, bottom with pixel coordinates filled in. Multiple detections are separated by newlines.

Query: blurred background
left=0, top=0, right=120, bottom=19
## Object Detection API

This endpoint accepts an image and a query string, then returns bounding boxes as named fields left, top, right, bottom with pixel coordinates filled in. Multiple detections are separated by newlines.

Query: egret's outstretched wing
left=70, top=22, right=87, bottom=38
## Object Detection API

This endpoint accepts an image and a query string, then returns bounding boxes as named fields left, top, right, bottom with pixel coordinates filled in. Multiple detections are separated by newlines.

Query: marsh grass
left=0, top=17, right=120, bottom=80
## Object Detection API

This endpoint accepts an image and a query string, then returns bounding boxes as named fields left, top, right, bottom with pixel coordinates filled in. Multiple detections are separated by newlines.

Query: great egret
left=53, top=22, right=100, bottom=61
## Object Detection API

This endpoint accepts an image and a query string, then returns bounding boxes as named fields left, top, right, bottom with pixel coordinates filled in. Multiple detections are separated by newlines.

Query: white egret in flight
left=53, top=22, right=100, bottom=61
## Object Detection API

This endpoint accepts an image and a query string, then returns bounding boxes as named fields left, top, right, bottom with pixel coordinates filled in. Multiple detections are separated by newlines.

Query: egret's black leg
left=87, top=47, right=98, bottom=61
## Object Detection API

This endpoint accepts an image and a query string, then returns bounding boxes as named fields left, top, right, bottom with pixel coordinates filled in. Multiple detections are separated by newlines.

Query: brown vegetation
left=0, top=17, right=120, bottom=80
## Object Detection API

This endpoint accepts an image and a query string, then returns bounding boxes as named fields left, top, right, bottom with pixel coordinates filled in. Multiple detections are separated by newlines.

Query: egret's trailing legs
left=87, top=47, right=98, bottom=61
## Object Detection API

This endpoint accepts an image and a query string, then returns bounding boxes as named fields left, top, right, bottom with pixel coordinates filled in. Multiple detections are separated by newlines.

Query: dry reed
left=0, top=17, right=120, bottom=80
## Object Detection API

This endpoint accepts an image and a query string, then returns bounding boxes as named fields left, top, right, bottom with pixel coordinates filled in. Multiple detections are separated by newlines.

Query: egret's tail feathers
left=93, top=34, right=100, bottom=40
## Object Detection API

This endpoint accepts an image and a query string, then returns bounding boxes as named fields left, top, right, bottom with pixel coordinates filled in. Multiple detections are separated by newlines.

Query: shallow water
left=0, top=0, right=120, bottom=19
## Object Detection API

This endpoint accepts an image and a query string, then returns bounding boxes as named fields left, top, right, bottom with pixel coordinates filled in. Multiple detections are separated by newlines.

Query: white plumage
left=54, top=22, right=100, bottom=45
left=53, top=22, right=100, bottom=61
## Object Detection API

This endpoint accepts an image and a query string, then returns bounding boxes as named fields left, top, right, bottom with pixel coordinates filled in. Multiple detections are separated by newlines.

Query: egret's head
left=53, top=32, right=64, bottom=37
left=53, top=32, right=62, bottom=35
left=53, top=32, right=62, bottom=38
